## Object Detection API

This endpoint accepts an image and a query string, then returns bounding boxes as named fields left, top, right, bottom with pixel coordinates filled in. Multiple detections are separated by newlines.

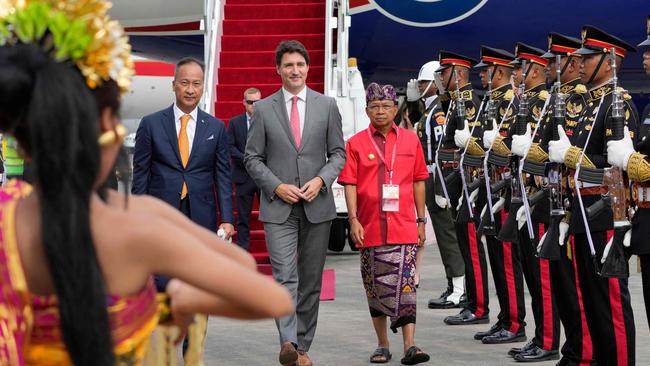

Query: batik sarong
left=360, top=244, right=417, bottom=333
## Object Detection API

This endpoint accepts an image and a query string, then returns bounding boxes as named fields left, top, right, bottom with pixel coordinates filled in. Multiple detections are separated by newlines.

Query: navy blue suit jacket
left=132, top=105, right=234, bottom=231
left=227, top=113, right=254, bottom=185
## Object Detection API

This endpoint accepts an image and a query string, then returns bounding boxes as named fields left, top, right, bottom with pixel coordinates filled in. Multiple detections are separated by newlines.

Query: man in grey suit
left=245, top=40, right=345, bottom=366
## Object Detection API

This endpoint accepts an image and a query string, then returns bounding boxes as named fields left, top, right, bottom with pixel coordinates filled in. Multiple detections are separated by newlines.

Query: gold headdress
left=0, top=0, right=134, bottom=94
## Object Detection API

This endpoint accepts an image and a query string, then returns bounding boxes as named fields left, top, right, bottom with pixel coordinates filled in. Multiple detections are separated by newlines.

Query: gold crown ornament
left=0, top=0, right=134, bottom=94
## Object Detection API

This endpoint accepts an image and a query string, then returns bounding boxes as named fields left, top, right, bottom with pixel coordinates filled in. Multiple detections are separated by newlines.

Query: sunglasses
left=244, top=99, right=260, bottom=105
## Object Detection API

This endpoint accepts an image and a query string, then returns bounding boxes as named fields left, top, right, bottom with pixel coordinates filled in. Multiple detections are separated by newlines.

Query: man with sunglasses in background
left=228, top=87, right=262, bottom=250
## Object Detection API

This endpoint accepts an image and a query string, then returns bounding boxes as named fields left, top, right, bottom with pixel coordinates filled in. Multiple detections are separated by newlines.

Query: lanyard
left=367, top=127, right=399, bottom=184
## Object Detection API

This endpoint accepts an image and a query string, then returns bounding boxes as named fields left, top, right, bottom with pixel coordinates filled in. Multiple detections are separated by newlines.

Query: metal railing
left=324, top=0, right=351, bottom=98
left=202, top=0, right=224, bottom=114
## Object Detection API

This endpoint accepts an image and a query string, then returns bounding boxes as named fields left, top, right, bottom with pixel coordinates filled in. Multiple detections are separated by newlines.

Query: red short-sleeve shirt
left=338, top=123, right=429, bottom=248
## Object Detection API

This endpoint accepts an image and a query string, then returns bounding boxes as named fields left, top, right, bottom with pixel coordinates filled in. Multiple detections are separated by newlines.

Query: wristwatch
left=416, top=217, right=427, bottom=224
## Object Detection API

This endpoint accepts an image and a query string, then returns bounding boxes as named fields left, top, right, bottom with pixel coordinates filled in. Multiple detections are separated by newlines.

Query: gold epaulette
left=616, top=86, right=632, bottom=101
left=575, top=84, right=587, bottom=94
left=526, top=143, right=549, bottom=162
left=627, top=152, right=650, bottom=182
left=539, top=90, right=549, bottom=101
left=492, top=135, right=511, bottom=156
left=466, top=137, right=485, bottom=156
left=504, top=89, right=514, bottom=101
left=563, top=146, right=595, bottom=169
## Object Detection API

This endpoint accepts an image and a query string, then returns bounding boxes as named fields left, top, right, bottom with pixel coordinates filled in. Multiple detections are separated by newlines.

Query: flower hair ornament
left=0, top=0, right=134, bottom=94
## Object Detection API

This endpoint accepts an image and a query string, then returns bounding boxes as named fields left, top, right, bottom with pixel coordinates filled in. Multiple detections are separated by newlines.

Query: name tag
left=382, top=184, right=399, bottom=212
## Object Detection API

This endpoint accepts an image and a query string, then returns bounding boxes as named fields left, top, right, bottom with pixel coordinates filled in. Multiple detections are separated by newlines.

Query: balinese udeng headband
left=0, top=0, right=134, bottom=94
left=366, top=82, right=397, bottom=103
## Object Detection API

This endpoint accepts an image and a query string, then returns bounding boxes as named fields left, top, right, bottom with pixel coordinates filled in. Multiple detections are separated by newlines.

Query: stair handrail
left=202, top=0, right=224, bottom=114
left=325, top=0, right=351, bottom=98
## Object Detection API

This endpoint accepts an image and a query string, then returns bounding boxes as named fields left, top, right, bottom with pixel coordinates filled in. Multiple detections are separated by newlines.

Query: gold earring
left=98, top=124, right=128, bottom=146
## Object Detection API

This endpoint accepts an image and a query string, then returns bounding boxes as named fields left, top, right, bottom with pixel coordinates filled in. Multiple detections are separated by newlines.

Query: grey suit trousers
left=425, top=173, right=465, bottom=278
left=264, top=202, right=331, bottom=352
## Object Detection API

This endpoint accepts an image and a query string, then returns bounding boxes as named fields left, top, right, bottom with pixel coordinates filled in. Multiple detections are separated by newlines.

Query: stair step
left=218, top=91, right=335, bottom=120
left=220, top=50, right=325, bottom=68
left=223, top=18, right=324, bottom=35
left=228, top=0, right=324, bottom=4
left=218, top=66, right=324, bottom=84
left=222, top=34, right=325, bottom=52
left=225, top=3, right=325, bottom=20
left=216, top=83, right=324, bottom=102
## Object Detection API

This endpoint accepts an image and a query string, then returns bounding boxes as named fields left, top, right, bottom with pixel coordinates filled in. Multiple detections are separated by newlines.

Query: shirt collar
left=424, top=95, right=438, bottom=109
left=368, top=122, right=398, bottom=136
left=173, top=103, right=198, bottom=123
left=282, top=86, right=307, bottom=103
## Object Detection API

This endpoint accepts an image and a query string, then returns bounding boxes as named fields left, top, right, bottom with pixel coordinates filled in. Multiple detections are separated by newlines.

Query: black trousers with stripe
left=484, top=210, right=526, bottom=333
left=455, top=220, right=489, bottom=317
left=517, top=223, right=560, bottom=351
left=550, top=237, right=595, bottom=365
left=573, top=231, right=635, bottom=365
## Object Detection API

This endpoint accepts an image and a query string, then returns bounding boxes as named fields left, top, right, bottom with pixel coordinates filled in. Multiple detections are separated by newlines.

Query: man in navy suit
left=227, top=87, right=261, bottom=251
left=132, top=57, right=235, bottom=291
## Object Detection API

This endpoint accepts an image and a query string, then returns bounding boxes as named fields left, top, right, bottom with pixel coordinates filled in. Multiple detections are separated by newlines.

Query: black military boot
left=481, top=328, right=526, bottom=344
left=428, top=278, right=453, bottom=309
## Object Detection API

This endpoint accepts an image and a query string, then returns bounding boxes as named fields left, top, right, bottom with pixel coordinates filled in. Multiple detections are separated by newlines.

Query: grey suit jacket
left=244, top=88, right=346, bottom=224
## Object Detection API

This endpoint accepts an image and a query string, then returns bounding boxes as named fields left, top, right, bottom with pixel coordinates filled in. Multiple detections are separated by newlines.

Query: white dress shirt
left=282, top=87, right=307, bottom=138
left=173, top=103, right=198, bottom=154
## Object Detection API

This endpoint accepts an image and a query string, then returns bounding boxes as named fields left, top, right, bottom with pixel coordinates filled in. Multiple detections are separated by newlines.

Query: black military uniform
left=618, top=16, right=650, bottom=337
left=416, top=94, right=467, bottom=308
left=504, top=43, right=562, bottom=361
left=434, top=52, right=491, bottom=325
left=522, top=33, right=594, bottom=365
left=471, top=46, right=528, bottom=345
left=559, top=26, right=638, bottom=365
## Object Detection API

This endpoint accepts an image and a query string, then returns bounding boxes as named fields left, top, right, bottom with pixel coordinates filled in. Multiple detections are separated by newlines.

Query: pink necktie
left=290, top=95, right=301, bottom=147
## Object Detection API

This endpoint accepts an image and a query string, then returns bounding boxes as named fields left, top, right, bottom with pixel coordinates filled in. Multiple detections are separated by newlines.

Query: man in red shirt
left=339, top=83, right=430, bottom=365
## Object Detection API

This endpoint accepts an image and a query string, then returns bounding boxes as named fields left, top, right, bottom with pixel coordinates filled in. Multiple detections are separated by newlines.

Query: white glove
left=435, top=194, right=448, bottom=209
left=511, top=124, right=532, bottom=157
left=480, top=234, right=487, bottom=247
left=482, top=119, right=499, bottom=149
left=558, top=221, right=569, bottom=246
left=548, top=125, right=571, bottom=163
left=623, top=229, right=631, bottom=247
left=456, top=193, right=464, bottom=212
left=536, top=231, right=548, bottom=254
left=516, top=205, right=527, bottom=229
left=491, top=196, right=505, bottom=214
left=601, top=236, right=614, bottom=264
left=407, top=78, right=421, bottom=102
left=455, top=125, right=472, bottom=149
left=606, top=127, right=635, bottom=170
left=468, top=187, right=479, bottom=204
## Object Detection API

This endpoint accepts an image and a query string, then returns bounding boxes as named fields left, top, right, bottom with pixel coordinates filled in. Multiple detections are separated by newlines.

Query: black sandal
left=370, top=347, right=392, bottom=363
left=401, top=346, right=430, bottom=365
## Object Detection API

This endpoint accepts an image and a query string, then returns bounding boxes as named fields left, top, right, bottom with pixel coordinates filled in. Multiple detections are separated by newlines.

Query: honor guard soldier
left=507, top=42, right=562, bottom=361
left=607, top=15, right=650, bottom=335
left=433, top=51, right=491, bottom=326
left=410, top=61, right=467, bottom=309
left=470, top=46, right=529, bottom=345
left=549, top=25, right=638, bottom=365
left=526, top=32, right=594, bottom=365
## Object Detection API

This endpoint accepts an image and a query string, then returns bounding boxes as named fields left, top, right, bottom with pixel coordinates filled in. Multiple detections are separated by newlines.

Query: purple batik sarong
left=360, top=244, right=417, bottom=333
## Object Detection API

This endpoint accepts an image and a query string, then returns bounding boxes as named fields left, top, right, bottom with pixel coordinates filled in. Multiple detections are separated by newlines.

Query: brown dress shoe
left=279, top=342, right=298, bottom=365
left=297, top=351, right=313, bottom=366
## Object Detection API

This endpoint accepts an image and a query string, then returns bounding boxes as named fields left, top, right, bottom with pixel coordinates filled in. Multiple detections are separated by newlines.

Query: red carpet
left=257, top=265, right=336, bottom=301
left=218, top=0, right=325, bottom=263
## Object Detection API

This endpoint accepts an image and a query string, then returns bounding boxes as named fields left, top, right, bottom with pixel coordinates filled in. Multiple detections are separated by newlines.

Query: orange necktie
left=179, top=114, right=190, bottom=199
